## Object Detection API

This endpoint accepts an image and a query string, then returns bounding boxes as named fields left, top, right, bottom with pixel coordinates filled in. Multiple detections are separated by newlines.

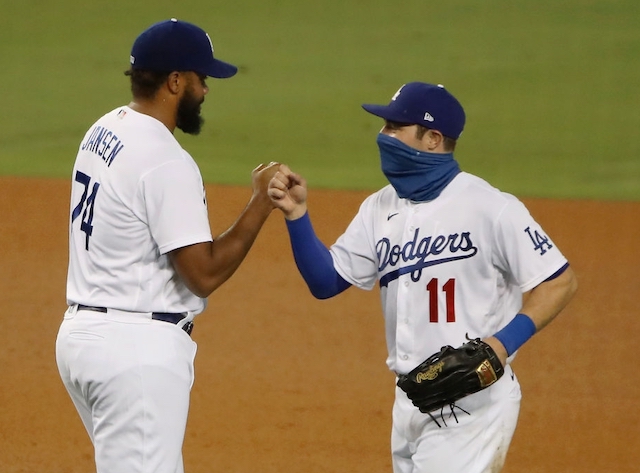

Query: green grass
left=1, top=0, right=638, bottom=200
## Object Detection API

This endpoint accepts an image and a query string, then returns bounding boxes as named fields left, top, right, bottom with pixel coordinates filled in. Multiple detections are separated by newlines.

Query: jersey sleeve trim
left=158, top=234, right=213, bottom=255
left=519, top=257, right=568, bottom=293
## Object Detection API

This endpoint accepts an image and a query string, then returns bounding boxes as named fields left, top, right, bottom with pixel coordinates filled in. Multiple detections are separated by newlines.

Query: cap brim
left=361, top=104, right=414, bottom=124
left=206, top=58, right=238, bottom=78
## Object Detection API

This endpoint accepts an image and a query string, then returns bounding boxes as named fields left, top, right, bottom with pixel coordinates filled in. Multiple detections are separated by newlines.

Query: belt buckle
left=182, top=321, right=194, bottom=335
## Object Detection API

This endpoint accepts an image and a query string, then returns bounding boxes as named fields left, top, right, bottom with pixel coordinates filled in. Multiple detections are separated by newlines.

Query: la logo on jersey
left=524, top=226, right=553, bottom=255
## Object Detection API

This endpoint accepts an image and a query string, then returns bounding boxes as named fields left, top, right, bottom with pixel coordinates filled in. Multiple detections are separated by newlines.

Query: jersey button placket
left=396, top=210, right=417, bottom=369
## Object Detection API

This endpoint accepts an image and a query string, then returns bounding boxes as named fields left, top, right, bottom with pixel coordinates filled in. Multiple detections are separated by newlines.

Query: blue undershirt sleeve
left=285, top=212, right=352, bottom=299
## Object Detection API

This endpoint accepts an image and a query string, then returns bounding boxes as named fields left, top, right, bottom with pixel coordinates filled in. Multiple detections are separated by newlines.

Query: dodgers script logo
left=378, top=228, right=478, bottom=287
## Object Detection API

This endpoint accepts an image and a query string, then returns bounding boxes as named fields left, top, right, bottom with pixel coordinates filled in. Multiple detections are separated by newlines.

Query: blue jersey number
left=71, top=171, right=100, bottom=250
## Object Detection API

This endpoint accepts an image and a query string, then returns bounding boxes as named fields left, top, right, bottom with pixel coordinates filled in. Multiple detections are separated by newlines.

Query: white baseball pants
left=56, top=305, right=198, bottom=473
left=391, top=364, right=521, bottom=473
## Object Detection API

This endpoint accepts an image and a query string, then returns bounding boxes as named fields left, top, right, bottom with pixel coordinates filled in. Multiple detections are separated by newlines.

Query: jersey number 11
left=426, top=278, right=456, bottom=323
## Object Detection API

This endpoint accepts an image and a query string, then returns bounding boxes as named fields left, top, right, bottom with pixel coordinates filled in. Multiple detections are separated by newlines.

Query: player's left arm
left=485, top=264, right=578, bottom=365
left=168, top=162, right=279, bottom=298
left=485, top=197, right=579, bottom=365
left=520, top=263, right=578, bottom=332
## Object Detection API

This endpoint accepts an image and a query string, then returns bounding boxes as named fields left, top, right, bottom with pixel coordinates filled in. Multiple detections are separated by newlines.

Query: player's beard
left=176, top=87, right=204, bottom=135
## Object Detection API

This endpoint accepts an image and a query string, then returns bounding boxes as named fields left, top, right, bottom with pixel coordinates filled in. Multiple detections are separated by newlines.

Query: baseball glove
left=396, top=338, right=504, bottom=414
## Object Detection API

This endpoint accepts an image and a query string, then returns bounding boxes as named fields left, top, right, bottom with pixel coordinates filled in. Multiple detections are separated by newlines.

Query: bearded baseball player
left=55, top=19, right=279, bottom=473
left=268, top=82, right=578, bottom=473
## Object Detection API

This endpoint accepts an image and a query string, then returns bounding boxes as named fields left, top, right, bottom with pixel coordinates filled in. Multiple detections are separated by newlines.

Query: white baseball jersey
left=330, top=172, right=568, bottom=374
left=66, top=106, right=212, bottom=314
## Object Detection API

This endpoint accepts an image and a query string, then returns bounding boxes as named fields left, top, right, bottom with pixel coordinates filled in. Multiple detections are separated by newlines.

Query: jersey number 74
left=71, top=171, right=100, bottom=251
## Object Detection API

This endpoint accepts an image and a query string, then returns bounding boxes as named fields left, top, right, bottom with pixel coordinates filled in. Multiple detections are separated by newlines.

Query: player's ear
left=167, top=71, right=181, bottom=95
left=425, top=129, right=444, bottom=151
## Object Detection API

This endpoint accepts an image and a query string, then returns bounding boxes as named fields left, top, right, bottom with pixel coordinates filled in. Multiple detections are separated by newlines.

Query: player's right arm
left=168, top=162, right=279, bottom=298
left=268, top=164, right=308, bottom=220
left=268, top=165, right=351, bottom=299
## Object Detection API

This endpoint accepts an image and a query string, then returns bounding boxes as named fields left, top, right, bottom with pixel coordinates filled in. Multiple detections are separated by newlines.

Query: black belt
left=77, top=305, right=193, bottom=335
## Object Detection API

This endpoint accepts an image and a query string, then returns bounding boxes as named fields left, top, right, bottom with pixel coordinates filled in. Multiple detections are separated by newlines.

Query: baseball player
left=268, top=82, right=578, bottom=473
left=55, top=19, right=280, bottom=473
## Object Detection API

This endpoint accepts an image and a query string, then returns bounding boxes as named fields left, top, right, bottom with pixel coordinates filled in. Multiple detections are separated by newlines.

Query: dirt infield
left=1, top=176, right=638, bottom=473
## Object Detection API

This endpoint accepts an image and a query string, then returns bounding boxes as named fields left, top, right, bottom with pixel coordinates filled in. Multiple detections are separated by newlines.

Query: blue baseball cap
left=362, top=82, right=466, bottom=139
left=130, top=18, right=238, bottom=78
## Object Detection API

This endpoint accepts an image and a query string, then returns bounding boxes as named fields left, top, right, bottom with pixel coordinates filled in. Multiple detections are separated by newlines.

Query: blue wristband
left=493, top=313, right=537, bottom=357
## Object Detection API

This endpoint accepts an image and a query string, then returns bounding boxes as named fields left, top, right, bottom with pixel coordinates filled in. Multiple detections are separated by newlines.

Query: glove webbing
left=427, top=403, right=471, bottom=428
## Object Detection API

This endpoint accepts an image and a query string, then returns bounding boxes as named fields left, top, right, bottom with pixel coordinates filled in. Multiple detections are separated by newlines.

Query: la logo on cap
left=391, top=84, right=406, bottom=101
left=205, top=33, right=214, bottom=54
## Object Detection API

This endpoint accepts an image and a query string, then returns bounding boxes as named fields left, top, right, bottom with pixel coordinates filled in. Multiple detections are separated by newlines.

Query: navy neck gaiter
left=377, top=133, right=460, bottom=202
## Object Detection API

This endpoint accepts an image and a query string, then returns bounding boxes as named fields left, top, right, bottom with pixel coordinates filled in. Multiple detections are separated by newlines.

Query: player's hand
left=251, top=162, right=281, bottom=206
left=268, top=164, right=308, bottom=220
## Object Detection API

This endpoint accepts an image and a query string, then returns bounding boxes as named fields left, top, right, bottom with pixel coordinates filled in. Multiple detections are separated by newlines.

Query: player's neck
left=128, top=99, right=177, bottom=133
